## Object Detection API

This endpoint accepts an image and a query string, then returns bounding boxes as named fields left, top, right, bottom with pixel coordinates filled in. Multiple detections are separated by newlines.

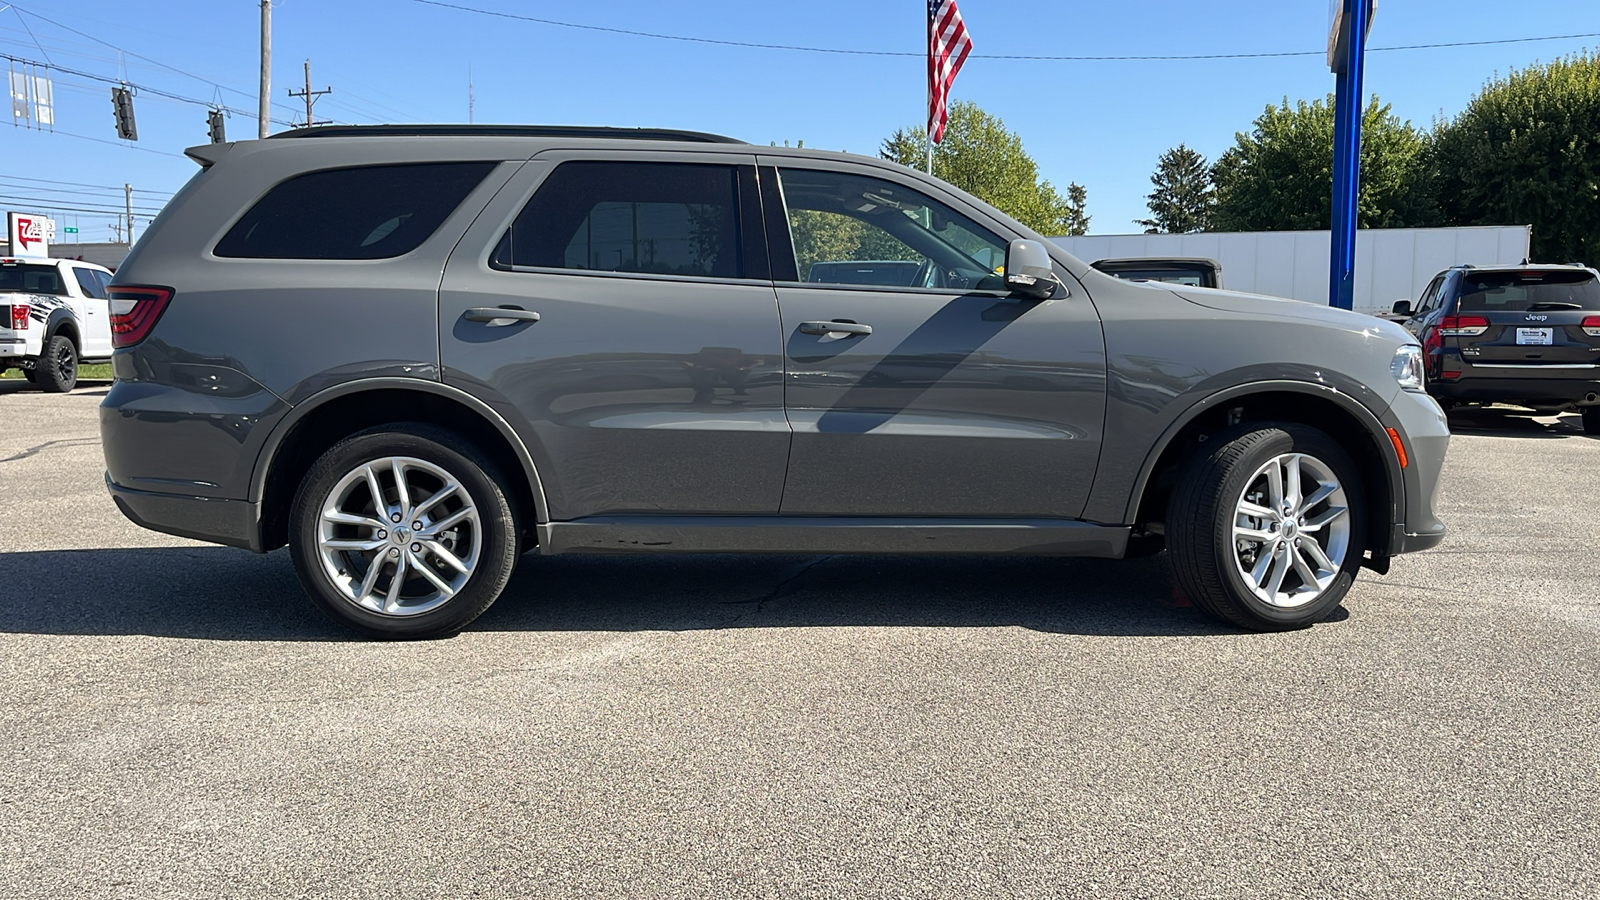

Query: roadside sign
left=6, top=211, right=51, bottom=258
left=63, top=226, right=78, bottom=234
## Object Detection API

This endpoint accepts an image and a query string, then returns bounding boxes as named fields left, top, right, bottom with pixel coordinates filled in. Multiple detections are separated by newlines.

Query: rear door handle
left=799, top=320, right=872, bottom=337
left=464, top=306, right=541, bottom=326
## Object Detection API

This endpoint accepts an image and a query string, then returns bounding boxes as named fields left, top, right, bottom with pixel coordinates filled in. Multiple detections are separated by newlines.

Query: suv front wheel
left=288, top=424, right=520, bottom=639
left=1168, top=424, right=1367, bottom=631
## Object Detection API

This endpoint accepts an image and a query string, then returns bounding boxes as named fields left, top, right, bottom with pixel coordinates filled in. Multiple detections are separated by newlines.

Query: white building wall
left=1049, top=226, right=1532, bottom=315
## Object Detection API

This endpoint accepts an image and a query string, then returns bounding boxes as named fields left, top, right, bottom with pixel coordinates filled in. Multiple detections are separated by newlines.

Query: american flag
left=927, top=0, right=973, bottom=145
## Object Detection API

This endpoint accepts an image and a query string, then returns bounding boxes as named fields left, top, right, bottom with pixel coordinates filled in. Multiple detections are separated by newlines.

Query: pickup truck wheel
left=35, top=335, right=78, bottom=393
left=1167, top=424, right=1367, bottom=631
left=287, top=424, right=519, bottom=640
left=1582, top=407, right=1600, bottom=436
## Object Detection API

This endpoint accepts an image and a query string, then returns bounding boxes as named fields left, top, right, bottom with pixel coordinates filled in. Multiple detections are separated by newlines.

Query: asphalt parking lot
left=1, top=380, right=1597, bottom=899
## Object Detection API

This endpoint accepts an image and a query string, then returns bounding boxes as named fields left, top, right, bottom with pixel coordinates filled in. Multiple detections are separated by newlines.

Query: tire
left=287, top=423, right=520, bottom=639
left=1167, top=423, right=1367, bottom=631
left=35, top=335, right=78, bottom=393
left=1583, top=408, right=1600, bottom=436
left=22, top=366, right=39, bottom=383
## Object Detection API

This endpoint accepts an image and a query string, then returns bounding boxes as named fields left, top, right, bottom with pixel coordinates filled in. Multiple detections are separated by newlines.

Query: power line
left=8, top=3, right=304, bottom=118
left=410, top=0, right=1600, bottom=62
left=0, top=175, right=171, bottom=195
left=0, top=52, right=298, bottom=127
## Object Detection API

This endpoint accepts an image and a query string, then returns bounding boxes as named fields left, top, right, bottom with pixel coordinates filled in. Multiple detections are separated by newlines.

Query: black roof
left=269, top=124, right=744, bottom=144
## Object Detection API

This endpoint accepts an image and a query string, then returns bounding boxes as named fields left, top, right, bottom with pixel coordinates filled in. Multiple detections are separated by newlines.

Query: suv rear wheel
left=287, top=424, right=520, bottom=639
left=36, top=334, right=77, bottom=393
left=1168, top=424, right=1367, bottom=631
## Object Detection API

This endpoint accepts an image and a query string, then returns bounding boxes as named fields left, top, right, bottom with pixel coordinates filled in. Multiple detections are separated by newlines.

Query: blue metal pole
left=1328, top=0, right=1370, bottom=310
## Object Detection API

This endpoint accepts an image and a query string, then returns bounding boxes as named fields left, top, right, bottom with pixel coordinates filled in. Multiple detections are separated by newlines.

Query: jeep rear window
left=0, top=262, right=67, bottom=295
left=1456, top=271, right=1600, bottom=313
left=214, top=162, right=496, bottom=260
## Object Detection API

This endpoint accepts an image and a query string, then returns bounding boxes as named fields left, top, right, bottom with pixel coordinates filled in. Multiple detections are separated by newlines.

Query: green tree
left=1135, top=144, right=1215, bottom=233
left=1431, top=51, right=1600, bottom=264
left=881, top=100, right=1089, bottom=235
left=1211, top=95, right=1432, bottom=232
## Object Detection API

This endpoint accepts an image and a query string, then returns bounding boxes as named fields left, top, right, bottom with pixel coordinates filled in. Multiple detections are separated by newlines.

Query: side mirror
left=1391, top=299, right=1413, bottom=317
left=1003, top=239, right=1061, bottom=300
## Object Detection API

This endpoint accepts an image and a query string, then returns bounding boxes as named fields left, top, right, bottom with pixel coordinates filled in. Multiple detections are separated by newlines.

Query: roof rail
left=268, top=124, right=745, bottom=144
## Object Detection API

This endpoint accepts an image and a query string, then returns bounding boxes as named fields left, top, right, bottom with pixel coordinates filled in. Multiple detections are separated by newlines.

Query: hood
left=1173, top=287, right=1418, bottom=346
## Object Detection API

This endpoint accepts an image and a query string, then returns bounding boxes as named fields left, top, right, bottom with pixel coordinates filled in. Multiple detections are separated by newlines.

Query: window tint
left=72, top=268, right=108, bottom=299
left=777, top=168, right=1007, bottom=291
left=1415, top=276, right=1444, bottom=314
left=494, top=162, right=743, bottom=279
left=215, top=162, right=496, bottom=260
left=0, top=262, right=67, bottom=295
left=1455, top=270, right=1600, bottom=313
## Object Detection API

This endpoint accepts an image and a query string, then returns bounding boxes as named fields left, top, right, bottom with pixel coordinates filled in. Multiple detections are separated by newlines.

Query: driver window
left=776, top=167, right=1006, bottom=292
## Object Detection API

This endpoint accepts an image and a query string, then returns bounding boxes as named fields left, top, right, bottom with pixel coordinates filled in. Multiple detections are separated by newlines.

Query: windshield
left=0, top=262, right=67, bottom=295
left=1457, top=270, right=1600, bottom=312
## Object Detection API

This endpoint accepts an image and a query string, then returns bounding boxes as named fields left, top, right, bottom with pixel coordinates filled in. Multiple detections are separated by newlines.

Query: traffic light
left=111, top=86, right=138, bottom=141
left=207, top=108, right=226, bottom=144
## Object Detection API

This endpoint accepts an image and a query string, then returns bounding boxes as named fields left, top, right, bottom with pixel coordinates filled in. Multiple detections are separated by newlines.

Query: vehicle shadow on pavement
left=0, top=547, right=1258, bottom=640
left=0, top=379, right=112, bottom=397
left=1445, top=407, right=1593, bottom=439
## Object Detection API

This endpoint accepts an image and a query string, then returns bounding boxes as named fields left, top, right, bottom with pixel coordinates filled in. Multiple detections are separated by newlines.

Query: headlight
left=1392, top=345, right=1425, bottom=391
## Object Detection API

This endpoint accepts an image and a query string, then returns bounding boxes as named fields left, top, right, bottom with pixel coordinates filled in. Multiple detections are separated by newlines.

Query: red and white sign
left=7, top=212, right=52, bottom=258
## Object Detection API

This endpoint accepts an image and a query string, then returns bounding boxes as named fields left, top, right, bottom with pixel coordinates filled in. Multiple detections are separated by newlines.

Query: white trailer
left=1050, top=226, right=1531, bottom=315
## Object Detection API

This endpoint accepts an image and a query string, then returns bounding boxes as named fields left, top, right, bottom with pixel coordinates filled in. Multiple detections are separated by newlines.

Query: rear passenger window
left=493, top=162, right=743, bottom=279
left=214, top=162, right=496, bottom=260
left=73, top=268, right=108, bottom=299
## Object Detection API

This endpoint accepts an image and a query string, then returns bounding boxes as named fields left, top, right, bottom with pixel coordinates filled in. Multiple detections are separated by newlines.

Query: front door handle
left=464, top=306, right=541, bottom=326
left=799, top=320, right=872, bottom=337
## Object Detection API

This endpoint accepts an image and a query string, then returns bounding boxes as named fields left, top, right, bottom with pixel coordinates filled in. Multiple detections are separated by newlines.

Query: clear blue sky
left=1, top=0, right=1593, bottom=243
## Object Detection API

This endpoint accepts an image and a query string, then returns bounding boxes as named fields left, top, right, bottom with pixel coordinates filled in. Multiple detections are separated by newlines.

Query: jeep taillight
left=9, top=303, right=27, bottom=330
left=108, top=285, right=174, bottom=348
left=1583, top=316, right=1600, bottom=337
left=1438, top=315, right=1490, bottom=337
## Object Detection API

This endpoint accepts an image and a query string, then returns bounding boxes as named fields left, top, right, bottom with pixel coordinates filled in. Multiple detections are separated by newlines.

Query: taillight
left=9, top=303, right=27, bottom=330
left=1439, top=315, right=1490, bottom=336
left=1583, top=316, right=1600, bottom=337
left=108, top=285, right=174, bottom=348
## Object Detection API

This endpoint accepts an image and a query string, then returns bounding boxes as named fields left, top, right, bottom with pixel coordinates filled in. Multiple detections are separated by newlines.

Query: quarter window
left=776, top=168, right=1007, bottom=291
left=494, top=162, right=743, bottom=279
left=214, top=161, right=497, bottom=260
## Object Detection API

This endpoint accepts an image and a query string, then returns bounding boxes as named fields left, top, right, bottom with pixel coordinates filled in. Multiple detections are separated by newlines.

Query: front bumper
left=105, top=473, right=264, bottom=552
left=1383, top=388, right=1450, bottom=555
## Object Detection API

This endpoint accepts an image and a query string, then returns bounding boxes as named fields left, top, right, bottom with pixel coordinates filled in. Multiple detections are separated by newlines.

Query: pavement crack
left=724, top=555, right=835, bottom=626
left=0, top=437, right=98, bottom=464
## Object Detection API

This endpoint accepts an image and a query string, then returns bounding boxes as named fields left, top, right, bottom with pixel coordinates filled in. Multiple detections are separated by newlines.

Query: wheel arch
left=251, top=378, right=549, bottom=552
left=1126, top=381, right=1404, bottom=562
left=44, top=309, right=80, bottom=349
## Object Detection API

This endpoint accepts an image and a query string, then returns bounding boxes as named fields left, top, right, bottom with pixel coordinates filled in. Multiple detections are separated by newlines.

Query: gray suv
left=101, top=125, right=1449, bottom=638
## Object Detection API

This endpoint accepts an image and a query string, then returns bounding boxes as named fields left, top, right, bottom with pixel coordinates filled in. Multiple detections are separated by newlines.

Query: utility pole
left=258, top=0, right=271, bottom=138
left=468, top=64, right=474, bottom=124
left=288, top=59, right=332, bottom=128
left=124, top=183, right=134, bottom=244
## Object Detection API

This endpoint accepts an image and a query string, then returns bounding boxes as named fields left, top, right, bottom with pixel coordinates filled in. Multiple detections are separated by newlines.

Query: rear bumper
left=1430, top=374, right=1600, bottom=407
left=105, top=473, right=264, bottom=552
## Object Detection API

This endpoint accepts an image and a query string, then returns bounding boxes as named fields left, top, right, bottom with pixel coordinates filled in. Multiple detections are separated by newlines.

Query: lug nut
left=377, top=529, right=388, bottom=539
left=391, top=513, right=402, bottom=523
left=412, top=521, right=423, bottom=530
left=411, top=543, right=421, bottom=552
left=388, top=548, right=400, bottom=558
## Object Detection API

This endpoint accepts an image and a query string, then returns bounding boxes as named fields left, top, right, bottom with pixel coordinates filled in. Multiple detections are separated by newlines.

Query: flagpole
left=925, top=1, right=934, bottom=175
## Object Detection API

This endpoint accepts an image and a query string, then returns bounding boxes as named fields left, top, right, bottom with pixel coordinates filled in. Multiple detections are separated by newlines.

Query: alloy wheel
left=315, top=456, right=481, bottom=617
left=1231, top=452, right=1351, bottom=608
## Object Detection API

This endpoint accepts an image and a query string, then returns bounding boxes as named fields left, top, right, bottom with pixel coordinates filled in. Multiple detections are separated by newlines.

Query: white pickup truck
left=0, top=256, right=115, bottom=392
